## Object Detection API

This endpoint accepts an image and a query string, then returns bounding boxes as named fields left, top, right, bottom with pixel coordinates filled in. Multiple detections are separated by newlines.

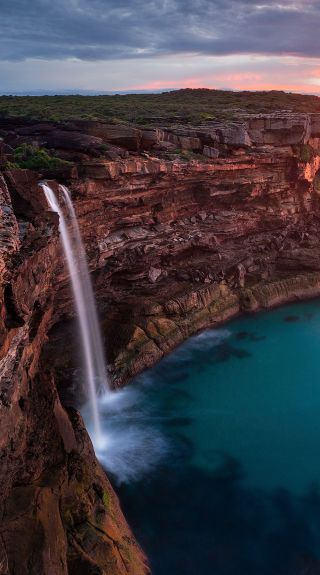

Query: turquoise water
left=97, top=300, right=320, bottom=574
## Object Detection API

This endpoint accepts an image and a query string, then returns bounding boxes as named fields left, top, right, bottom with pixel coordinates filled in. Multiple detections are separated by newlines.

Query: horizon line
left=1, top=87, right=320, bottom=97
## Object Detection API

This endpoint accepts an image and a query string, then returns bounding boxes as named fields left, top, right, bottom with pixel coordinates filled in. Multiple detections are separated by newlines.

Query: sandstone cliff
left=2, top=111, right=320, bottom=573
left=0, top=172, right=148, bottom=574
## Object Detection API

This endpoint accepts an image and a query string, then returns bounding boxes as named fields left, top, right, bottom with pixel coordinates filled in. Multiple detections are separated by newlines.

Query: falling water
left=41, top=183, right=109, bottom=446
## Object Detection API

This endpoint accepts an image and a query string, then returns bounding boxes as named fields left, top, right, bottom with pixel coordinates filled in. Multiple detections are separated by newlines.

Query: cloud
left=1, top=0, right=320, bottom=62
left=2, top=1, right=320, bottom=93
left=1, top=54, right=320, bottom=94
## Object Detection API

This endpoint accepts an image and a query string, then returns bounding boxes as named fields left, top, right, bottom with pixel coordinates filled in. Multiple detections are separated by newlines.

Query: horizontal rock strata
left=2, top=111, right=320, bottom=572
left=0, top=175, right=148, bottom=574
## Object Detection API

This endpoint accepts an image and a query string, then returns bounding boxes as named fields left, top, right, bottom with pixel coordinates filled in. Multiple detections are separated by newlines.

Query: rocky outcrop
left=242, top=112, right=312, bottom=145
left=4, top=110, right=320, bottom=161
left=2, top=110, right=320, bottom=573
left=0, top=175, right=148, bottom=574
left=62, top=128, right=320, bottom=384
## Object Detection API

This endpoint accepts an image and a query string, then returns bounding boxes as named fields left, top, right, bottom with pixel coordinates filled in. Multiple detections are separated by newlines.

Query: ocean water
left=94, top=300, right=320, bottom=575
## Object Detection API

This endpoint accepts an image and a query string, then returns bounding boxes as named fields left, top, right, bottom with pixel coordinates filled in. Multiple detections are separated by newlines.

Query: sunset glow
left=2, top=1, right=320, bottom=94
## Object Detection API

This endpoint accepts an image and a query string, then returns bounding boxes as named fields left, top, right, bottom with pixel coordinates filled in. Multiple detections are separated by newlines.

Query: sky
left=1, top=0, right=320, bottom=94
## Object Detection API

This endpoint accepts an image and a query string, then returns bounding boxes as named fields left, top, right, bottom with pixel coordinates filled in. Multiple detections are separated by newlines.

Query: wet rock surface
left=0, top=173, right=148, bottom=574
left=2, top=111, right=320, bottom=572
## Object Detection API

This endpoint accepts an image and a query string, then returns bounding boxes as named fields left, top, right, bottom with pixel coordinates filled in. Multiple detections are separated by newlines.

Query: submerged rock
left=3, top=110, right=320, bottom=571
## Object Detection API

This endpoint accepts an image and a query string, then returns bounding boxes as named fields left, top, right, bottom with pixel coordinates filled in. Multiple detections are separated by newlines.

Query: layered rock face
left=0, top=175, right=148, bottom=574
left=59, top=113, right=320, bottom=384
left=2, top=111, right=320, bottom=573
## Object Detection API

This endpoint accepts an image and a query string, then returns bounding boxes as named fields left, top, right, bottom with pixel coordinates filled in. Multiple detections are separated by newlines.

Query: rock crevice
left=2, top=112, right=320, bottom=572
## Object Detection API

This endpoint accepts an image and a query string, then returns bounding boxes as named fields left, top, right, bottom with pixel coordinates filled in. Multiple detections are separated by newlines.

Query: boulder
left=215, top=123, right=252, bottom=147
left=203, top=145, right=219, bottom=158
left=148, top=267, right=162, bottom=283
left=178, top=136, right=202, bottom=150
left=75, top=122, right=141, bottom=151
left=244, top=113, right=311, bottom=145
left=43, top=129, right=105, bottom=153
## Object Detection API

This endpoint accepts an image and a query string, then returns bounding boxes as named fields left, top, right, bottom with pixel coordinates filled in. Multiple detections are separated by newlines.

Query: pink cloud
left=133, top=69, right=320, bottom=94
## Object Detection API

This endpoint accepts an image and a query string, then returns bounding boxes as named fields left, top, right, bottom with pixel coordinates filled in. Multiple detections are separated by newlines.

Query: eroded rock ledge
left=0, top=172, right=148, bottom=575
left=2, top=112, right=320, bottom=573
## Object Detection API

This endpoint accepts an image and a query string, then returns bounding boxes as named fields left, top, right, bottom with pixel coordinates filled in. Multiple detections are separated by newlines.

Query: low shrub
left=8, top=143, right=72, bottom=171
left=293, top=144, right=317, bottom=163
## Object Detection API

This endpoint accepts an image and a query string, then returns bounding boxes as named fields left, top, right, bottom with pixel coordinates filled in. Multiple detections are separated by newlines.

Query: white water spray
left=41, top=183, right=109, bottom=446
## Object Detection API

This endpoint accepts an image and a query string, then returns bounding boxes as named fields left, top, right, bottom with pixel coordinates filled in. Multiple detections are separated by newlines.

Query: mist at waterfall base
left=95, top=300, right=320, bottom=575
left=41, top=183, right=166, bottom=471
left=41, top=184, right=320, bottom=572
left=41, top=182, right=164, bottom=472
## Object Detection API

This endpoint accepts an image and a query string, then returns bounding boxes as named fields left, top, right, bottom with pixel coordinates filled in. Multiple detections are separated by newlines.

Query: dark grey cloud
left=1, top=0, right=320, bottom=61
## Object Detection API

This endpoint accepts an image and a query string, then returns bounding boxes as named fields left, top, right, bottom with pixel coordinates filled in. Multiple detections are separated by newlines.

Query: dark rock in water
left=284, top=315, right=300, bottom=322
left=214, top=343, right=234, bottom=363
left=214, top=343, right=251, bottom=362
left=4, top=110, right=320, bottom=571
left=232, top=348, right=252, bottom=359
left=236, top=331, right=249, bottom=340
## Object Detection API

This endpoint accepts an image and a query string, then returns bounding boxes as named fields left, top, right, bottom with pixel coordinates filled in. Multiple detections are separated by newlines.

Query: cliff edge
left=2, top=109, right=320, bottom=572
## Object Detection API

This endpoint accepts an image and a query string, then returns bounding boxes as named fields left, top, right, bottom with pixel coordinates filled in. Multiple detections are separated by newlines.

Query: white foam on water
left=87, top=329, right=232, bottom=482
left=38, top=192, right=233, bottom=485
left=84, top=387, right=169, bottom=484
left=161, top=328, right=232, bottom=365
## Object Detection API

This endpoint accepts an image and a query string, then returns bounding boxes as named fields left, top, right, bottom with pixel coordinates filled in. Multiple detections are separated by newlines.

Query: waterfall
left=41, top=183, right=109, bottom=446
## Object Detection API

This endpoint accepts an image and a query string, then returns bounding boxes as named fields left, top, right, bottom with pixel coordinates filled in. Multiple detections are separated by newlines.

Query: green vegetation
left=292, top=144, right=318, bottom=163
left=7, top=143, right=72, bottom=171
left=1, top=89, right=320, bottom=125
left=173, top=148, right=209, bottom=161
